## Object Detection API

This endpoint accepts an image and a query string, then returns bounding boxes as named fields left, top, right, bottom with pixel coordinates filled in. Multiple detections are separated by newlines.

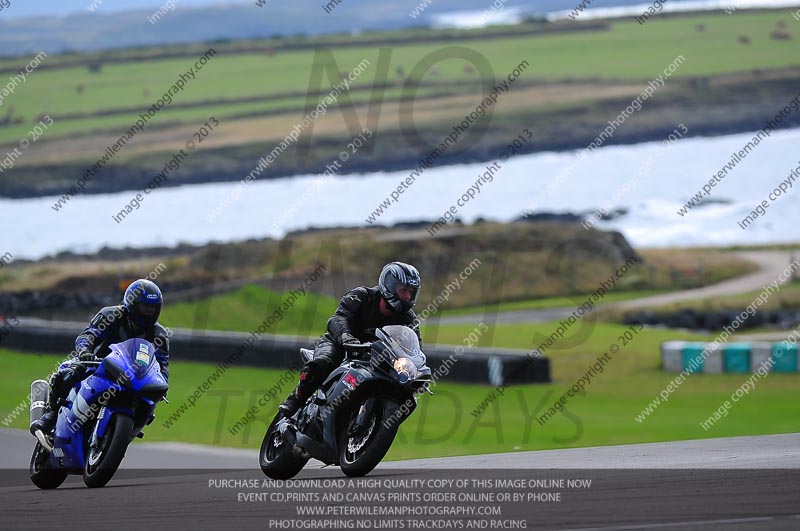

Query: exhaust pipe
left=30, top=380, right=54, bottom=451
left=29, top=379, right=49, bottom=426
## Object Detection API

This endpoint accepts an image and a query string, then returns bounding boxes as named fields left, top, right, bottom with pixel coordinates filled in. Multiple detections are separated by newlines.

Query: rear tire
left=29, top=441, right=68, bottom=490
left=339, top=399, right=399, bottom=478
left=259, top=413, right=308, bottom=480
left=83, top=414, right=133, bottom=488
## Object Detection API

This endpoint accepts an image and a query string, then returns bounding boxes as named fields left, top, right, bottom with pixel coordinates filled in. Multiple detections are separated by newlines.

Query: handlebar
left=343, top=342, right=372, bottom=351
left=344, top=342, right=372, bottom=361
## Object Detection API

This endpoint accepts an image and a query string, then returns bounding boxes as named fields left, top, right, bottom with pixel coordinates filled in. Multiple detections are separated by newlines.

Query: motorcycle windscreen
left=378, top=325, right=427, bottom=368
left=108, top=338, right=159, bottom=379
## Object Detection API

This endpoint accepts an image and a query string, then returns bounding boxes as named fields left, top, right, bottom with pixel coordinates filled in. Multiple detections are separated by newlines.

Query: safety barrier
left=661, top=340, right=799, bottom=374
left=1, top=318, right=550, bottom=385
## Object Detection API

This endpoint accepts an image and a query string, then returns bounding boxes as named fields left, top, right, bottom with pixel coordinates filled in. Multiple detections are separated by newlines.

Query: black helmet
left=123, top=279, right=163, bottom=329
left=378, top=262, right=421, bottom=313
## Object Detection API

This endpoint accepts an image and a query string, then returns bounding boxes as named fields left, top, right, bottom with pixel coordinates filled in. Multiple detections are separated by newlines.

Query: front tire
left=83, top=414, right=134, bottom=488
left=339, top=399, right=399, bottom=477
left=29, top=441, right=68, bottom=490
left=259, top=413, right=308, bottom=480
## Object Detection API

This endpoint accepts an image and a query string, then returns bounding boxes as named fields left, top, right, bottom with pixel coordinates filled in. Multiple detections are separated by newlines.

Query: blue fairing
left=49, top=338, right=168, bottom=471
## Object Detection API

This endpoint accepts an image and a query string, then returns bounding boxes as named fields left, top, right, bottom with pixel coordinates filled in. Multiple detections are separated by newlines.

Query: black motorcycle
left=259, top=325, right=432, bottom=479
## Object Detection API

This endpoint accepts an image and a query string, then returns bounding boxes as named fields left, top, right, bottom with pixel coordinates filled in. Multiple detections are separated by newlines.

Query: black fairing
left=283, top=325, right=429, bottom=467
left=298, top=360, right=414, bottom=464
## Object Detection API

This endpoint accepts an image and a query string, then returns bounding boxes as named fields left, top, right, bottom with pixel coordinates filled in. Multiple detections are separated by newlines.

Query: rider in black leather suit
left=279, top=262, right=422, bottom=416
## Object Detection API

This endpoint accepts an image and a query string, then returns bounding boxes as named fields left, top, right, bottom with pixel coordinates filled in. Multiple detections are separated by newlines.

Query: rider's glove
left=339, top=333, right=358, bottom=346
left=77, top=350, right=96, bottom=361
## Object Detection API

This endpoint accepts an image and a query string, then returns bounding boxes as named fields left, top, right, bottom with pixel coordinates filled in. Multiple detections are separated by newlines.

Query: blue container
left=772, top=342, right=799, bottom=373
left=681, top=343, right=706, bottom=373
left=723, top=343, right=751, bottom=373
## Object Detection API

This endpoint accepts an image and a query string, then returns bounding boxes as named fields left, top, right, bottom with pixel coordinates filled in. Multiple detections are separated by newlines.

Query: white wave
left=429, top=7, right=524, bottom=29
left=548, top=0, right=800, bottom=21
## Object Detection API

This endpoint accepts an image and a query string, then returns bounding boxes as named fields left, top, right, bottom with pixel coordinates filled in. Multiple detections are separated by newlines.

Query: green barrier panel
left=723, top=343, right=751, bottom=373
left=681, top=343, right=705, bottom=373
left=772, top=342, right=799, bottom=373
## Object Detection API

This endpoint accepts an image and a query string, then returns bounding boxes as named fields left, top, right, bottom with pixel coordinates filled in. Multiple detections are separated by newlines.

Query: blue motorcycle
left=29, top=338, right=169, bottom=489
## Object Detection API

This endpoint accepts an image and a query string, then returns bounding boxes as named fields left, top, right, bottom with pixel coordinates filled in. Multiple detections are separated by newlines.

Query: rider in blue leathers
left=30, top=279, right=170, bottom=435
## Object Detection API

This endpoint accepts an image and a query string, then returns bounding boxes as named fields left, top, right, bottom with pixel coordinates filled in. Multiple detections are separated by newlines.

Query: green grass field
left=2, top=10, right=798, bottom=144
left=5, top=281, right=799, bottom=458
left=3, top=340, right=798, bottom=461
left=164, top=284, right=654, bottom=338
left=158, top=279, right=800, bottom=349
left=161, top=285, right=337, bottom=337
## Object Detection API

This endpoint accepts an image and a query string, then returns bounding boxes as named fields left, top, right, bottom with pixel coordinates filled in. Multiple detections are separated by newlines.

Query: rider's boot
left=278, top=366, right=320, bottom=417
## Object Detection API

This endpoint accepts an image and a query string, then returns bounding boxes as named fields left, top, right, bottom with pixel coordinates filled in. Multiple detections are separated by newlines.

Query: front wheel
left=259, top=413, right=308, bottom=480
left=83, top=413, right=134, bottom=488
left=29, top=441, right=68, bottom=489
left=339, top=399, right=399, bottom=477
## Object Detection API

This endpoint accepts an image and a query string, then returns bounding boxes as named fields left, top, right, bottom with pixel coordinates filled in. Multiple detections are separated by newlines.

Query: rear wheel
left=29, top=441, right=68, bottom=490
left=339, top=399, right=399, bottom=477
left=259, top=413, right=308, bottom=480
left=83, top=414, right=133, bottom=488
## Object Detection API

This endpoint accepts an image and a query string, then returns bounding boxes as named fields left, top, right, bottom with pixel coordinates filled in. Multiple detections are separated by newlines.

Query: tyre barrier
left=661, top=340, right=799, bottom=374
left=625, top=309, right=800, bottom=332
left=1, top=318, right=550, bottom=385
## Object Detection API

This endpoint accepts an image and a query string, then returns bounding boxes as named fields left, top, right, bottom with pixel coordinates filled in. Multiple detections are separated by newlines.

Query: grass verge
left=3, top=314, right=798, bottom=460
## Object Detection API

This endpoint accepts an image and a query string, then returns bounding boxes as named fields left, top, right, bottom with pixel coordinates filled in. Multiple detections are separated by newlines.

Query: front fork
left=348, top=397, right=377, bottom=436
left=89, top=406, right=108, bottom=449
left=90, top=405, right=135, bottom=448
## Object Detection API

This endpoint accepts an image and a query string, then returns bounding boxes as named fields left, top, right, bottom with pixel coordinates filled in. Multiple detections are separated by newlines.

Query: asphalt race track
left=1, top=429, right=799, bottom=531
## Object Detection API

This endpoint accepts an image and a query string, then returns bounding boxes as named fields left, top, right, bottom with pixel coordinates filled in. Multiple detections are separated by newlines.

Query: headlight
left=393, top=358, right=418, bottom=381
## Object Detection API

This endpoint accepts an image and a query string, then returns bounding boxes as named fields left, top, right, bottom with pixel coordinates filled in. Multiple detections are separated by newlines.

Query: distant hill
left=0, top=0, right=654, bottom=56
